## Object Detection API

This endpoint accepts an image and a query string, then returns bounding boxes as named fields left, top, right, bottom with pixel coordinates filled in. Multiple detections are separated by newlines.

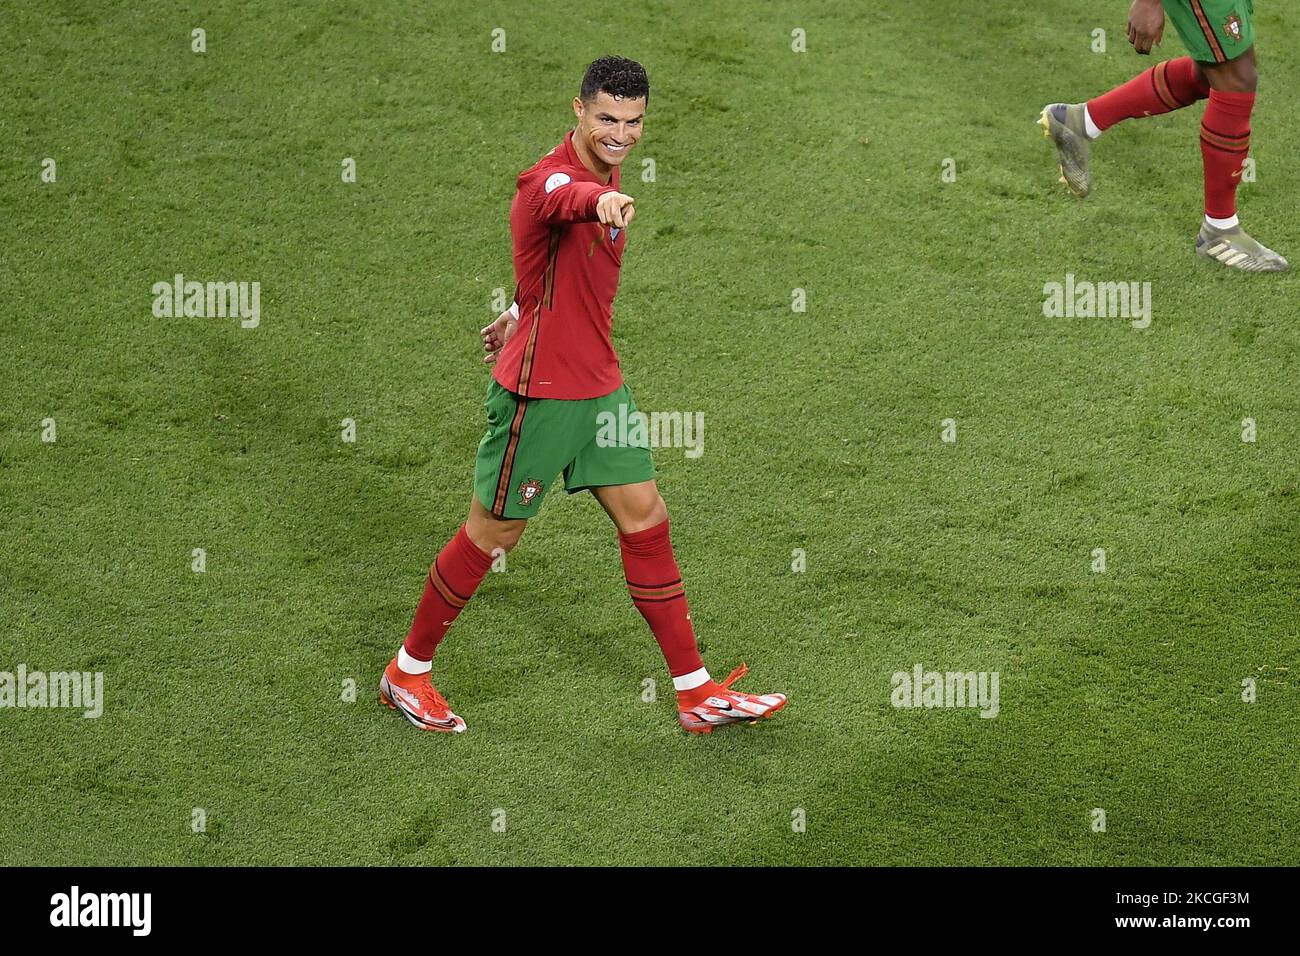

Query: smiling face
left=572, top=91, right=646, bottom=179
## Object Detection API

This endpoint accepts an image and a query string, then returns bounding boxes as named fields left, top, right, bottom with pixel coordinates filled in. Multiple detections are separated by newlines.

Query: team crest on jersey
left=1224, top=14, right=1242, bottom=42
left=517, top=478, right=543, bottom=506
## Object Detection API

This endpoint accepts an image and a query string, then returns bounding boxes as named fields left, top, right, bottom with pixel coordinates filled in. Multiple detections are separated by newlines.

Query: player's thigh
left=564, top=382, right=655, bottom=528
left=472, top=381, right=577, bottom=519
left=1162, top=0, right=1254, bottom=65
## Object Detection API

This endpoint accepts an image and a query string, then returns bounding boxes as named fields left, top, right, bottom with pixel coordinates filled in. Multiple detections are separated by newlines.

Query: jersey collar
left=563, top=129, right=618, bottom=187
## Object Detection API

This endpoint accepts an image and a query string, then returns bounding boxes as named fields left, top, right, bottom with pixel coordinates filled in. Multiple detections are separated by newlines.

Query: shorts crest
left=518, top=478, right=543, bottom=506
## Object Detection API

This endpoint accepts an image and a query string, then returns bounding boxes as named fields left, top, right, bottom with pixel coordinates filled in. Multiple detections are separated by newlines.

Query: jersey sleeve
left=522, top=168, right=616, bottom=225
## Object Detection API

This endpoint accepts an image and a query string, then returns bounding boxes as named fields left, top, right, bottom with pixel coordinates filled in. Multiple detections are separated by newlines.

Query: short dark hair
left=580, top=56, right=649, bottom=106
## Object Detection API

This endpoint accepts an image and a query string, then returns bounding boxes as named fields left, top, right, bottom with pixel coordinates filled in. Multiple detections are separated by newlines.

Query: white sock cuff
left=673, top=667, right=711, bottom=692
left=1205, top=213, right=1240, bottom=230
left=1083, top=105, right=1102, bottom=140
left=397, top=646, right=432, bottom=675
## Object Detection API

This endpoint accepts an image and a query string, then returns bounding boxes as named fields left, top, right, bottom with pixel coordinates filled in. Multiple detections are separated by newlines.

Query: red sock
left=1087, top=57, right=1209, bottom=131
left=1200, top=89, right=1254, bottom=220
left=618, top=519, right=705, bottom=678
left=402, top=524, right=494, bottom=662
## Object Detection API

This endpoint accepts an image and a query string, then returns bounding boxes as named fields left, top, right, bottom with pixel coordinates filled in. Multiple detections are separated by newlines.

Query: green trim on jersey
left=473, top=379, right=656, bottom=520
left=1162, top=0, right=1254, bottom=64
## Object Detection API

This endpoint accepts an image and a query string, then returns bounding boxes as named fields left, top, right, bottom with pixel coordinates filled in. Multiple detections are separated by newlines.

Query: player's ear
left=572, top=96, right=584, bottom=122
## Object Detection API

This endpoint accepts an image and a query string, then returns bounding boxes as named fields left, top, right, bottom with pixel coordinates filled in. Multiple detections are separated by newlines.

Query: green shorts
left=1163, top=0, right=1253, bottom=63
left=473, top=379, right=656, bottom=519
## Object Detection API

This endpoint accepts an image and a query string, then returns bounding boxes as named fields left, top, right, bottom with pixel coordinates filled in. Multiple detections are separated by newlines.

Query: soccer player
left=1039, top=0, right=1288, bottom=272
left=379, top=56, right=787, bottom=734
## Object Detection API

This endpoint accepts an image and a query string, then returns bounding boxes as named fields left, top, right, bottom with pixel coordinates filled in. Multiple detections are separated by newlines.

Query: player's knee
left=1224, top=52, right=1257, bottom=92
left=466, top=509, right=526, bottom=554
left=1236, top=60, right=1258, bottom=92
left=477, top=519, right=525, bottom=554
left=494, top=521, right=526, bottom=552
left=636, top=493, right=669, bottom=531
left=654, top=494, right=669, bottom=525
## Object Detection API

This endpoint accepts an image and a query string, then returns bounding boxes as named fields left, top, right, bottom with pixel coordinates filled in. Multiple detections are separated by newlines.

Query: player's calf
left=380, top=510, right=504, bottom=735
left=1195, top=83, right=1283, bottom=271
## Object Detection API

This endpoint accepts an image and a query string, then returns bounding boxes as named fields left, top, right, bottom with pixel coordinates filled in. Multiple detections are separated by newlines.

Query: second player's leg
left=1195, top=44, right=1256, bottom=229
left=1040, top=57, right=1210, bottom=197
left=1039, top=0, right=1241, bottom=197
left=1192, top=45, right=1286, bottom=270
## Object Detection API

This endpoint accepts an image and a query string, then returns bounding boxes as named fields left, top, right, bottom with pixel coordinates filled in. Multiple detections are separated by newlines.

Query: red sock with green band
left=618, top=519, right=706, bottom=679
left=401, top=524, right=493, bottom=667
left=1200, top=89, right=1254, bottom=221
left=1087, top=57, right=1210, bottom=131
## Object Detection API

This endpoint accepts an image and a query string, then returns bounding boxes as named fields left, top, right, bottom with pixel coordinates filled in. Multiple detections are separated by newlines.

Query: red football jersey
left=493, top=130, right=627, bottom=399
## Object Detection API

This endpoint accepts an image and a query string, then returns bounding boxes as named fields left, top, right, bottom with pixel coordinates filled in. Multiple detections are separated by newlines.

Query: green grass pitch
left=2, top=0, right=1297, bottom=866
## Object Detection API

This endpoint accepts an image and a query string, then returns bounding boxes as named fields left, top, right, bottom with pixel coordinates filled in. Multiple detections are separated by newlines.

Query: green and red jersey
left=495, top=130, right=628, bottom=400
